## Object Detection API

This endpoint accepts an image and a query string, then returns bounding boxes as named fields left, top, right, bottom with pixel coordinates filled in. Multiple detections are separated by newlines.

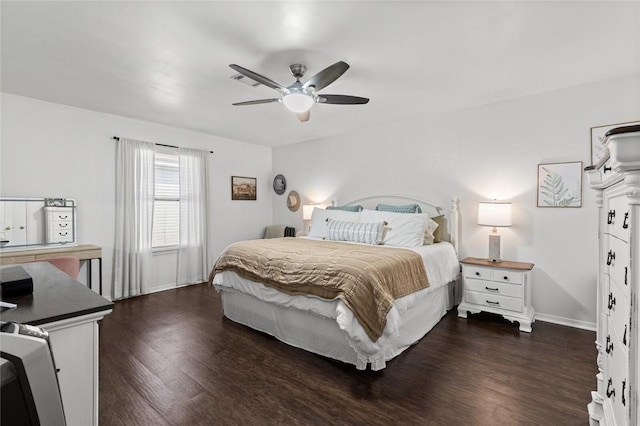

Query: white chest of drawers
left=585, top=125, right=640, bottom=426
left=457, top=257, right=535, bottom=332
left=45, top=206, right=76, bottom=244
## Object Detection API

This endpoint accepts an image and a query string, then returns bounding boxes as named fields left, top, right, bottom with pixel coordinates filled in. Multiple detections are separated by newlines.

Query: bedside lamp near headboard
left=477, top=200, right=512, bottom=263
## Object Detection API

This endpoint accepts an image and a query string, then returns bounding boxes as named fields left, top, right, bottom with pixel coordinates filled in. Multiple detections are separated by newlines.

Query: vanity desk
left=0, top=261, right=113, bottom=426
left=0, top=244, right=103, bottom=294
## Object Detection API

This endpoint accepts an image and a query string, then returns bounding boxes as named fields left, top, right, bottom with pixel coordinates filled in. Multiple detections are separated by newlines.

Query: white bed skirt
left=219, top=281, right=454, bottom=370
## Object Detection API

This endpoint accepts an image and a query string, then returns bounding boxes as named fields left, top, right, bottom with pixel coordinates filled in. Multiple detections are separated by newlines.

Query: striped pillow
left=326, top=205, right=363, bottom=212
left=325, top=219, right=386, bottom=245
left=375, top=203, right=422, bottom=214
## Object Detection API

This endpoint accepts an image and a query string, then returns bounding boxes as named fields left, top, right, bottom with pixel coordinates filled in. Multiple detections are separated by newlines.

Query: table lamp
left=477, top=201, right=512, bottom=262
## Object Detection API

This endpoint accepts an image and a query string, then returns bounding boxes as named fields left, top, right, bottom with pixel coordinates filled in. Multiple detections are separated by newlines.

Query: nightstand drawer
left=490, top=269, right=524, bottom=285
left=465, top=291, right=523, bottom=313
left=465, top=278, right=523, bottom=299
left=464, top=266, right=491, bottom=281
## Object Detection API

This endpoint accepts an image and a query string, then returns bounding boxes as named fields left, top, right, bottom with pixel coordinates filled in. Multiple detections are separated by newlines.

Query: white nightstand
left=457, top=257, right=535, bottom=332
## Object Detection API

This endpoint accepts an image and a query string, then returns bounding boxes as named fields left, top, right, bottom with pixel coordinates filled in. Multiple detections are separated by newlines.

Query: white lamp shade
left=477, top=201, right=512, bottom=227
left=302, top=205, right=315, bottom=221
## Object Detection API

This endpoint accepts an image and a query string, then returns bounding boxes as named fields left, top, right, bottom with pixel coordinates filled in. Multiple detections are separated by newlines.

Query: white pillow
left=361, top=209, right=427, bottom=247
left=308, top=208, right=361, bottom=238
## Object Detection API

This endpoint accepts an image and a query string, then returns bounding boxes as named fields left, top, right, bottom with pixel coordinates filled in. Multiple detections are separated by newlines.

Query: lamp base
left=488, top=234, right=502, bottom=263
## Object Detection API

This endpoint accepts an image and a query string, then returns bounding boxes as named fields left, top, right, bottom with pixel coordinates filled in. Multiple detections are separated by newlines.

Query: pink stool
left=30, top=256, right=80, bottom=280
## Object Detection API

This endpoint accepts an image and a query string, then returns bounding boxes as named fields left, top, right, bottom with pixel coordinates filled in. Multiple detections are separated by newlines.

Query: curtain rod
left=112, top=136, right=214, bottom=154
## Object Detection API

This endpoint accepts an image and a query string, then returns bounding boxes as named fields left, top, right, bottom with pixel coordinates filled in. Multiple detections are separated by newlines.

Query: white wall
left=1, top=93, right=272, bottom=298
left=272, top=75, right=640, bottom=329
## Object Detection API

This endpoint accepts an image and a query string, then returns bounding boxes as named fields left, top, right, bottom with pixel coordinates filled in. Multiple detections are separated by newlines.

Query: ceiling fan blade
left=229, top=64, right=286, bottom=92
left=296, top=110, right=310, bottom=122
left=302, top=61, right=349, bottom=91
left=232, top=98, right=281, bottom=106
left=317, top=95, right=369, bottom=105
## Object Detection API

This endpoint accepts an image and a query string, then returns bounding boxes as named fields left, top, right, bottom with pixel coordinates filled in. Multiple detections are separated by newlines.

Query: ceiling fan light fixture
left=282, top=92, right=314, bottom=113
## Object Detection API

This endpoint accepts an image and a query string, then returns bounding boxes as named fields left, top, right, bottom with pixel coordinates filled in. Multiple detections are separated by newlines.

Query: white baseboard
left=147, top=281, right=200, bottom=295
left=535, top=312, right=596, bottom=332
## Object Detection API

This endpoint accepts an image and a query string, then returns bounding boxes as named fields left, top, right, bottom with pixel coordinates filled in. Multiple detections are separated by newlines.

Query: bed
left=210, top=196, right=460, bottom=370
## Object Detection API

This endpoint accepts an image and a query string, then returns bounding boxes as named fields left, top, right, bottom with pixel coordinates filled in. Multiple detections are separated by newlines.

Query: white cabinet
left=42, top=313, right=109, bottom=426
left=457, top=257, right=535, bottom=332
left=585, top=125, right=640, bottom=426
left=45, top=206, right=76, bottom=244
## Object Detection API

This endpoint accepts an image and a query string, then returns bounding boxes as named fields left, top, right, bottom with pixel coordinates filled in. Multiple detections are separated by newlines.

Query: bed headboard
left=340, top=195, right=460, bottom=255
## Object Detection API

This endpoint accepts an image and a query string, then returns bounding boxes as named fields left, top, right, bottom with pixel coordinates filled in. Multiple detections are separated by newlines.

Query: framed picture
left=591, top=120, right=640, bottom=165
left=537, top=161, right=583, bottom=208
left=231, top=176, right=257, bottom=200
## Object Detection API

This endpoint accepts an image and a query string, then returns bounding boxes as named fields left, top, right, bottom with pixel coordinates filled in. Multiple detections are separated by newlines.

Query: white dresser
left=45, top=206, right=76, bottom=244
left=585, top=125, right=640, bottom=426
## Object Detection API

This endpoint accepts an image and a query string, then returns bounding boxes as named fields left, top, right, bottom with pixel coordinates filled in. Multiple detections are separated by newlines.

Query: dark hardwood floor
left=99, top=283, right=596, bottom=426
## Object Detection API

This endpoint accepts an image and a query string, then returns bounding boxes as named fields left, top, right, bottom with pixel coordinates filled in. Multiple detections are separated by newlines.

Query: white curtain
left=113, top=138, right=155, bottom=299
left=176, top=147, right=210, bottom=285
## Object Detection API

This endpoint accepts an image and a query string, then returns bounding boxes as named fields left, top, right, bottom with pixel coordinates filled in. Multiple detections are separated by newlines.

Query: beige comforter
left=209, top=238, right=430, bottom=342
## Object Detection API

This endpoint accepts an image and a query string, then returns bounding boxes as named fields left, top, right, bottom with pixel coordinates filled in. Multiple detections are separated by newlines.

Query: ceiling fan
left=229, top=61, right=369, bottom=122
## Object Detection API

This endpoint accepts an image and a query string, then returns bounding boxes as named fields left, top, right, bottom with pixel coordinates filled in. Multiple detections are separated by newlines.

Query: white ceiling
left=2, top=1, right=639, bottom=147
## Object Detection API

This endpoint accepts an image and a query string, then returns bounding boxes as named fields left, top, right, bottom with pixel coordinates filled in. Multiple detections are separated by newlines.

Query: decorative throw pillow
left=361, top=209, right=427, bottom=247
left=326, top=205, right=363, bottom=212
left=375, top=203, right=422, bottom=214
left=431, top=215, right=445, bottom=243
left=325, top=219, right=386, bottom=245
left=308, top=208, right=361, bottom=239
left=423, top=217, right=440, bottom=245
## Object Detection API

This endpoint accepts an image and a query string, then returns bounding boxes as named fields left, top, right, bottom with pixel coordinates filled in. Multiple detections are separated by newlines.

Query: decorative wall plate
left=287, top=190, right=300, bottom=212
left=273, top=174, right=286, bottom=195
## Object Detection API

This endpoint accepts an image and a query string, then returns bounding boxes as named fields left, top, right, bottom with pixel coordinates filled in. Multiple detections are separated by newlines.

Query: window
left=152, top=151, right=179, bottom=248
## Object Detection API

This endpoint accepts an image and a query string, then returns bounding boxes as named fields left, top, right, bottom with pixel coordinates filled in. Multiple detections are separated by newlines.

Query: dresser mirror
left=0, top=198, right=76, bottom=249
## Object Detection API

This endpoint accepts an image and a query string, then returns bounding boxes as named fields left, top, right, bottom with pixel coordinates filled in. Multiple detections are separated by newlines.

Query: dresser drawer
left=52, top=212, right=73, bottom=221
left=51, top=221, right=73, bottom=231
left=465, top=278, right=523, bottom=299
left=605, top=195, right=630, bottom=242
left=605, top=318, right=629, bottom=426
left=50, top=230, right=74, bottom=243
left=465, top=291, right=523, bottom=313
left=606, top=235, right=630, bottom=295
left=606, top=278, right=630, bottom=350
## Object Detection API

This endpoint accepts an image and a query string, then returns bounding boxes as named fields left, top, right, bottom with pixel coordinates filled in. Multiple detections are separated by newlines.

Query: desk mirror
left=0, top=198, right=76, bottom=249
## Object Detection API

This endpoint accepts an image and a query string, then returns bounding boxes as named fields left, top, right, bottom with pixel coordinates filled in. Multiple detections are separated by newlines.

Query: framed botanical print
left=591, top=120, right=640, bottom=165
left=537, top=161, right=583, bottom=208
left=231, top=176, right=257, bottom=200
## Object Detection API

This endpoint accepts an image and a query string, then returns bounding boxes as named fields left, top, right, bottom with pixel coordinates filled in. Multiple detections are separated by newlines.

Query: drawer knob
left=623, top=212, right=629, bottom=229
left=475, top=272, right=480, bottom=276
left=503, top=276, right=508, bottom=280
left=607, top=209, right=615, bottom=224
left=607, top=293, right=616, bottom=310
left=485, top=286, right=499, bottom=292
left=606, top=250, right=615, bottom=266
left=486, top=300, right=500, bottom=305
left=606, top=378, right=615, bottom=398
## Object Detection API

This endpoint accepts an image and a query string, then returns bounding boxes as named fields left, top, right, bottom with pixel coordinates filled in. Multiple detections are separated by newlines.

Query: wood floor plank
left=99, top=283, right=595, bottom=425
